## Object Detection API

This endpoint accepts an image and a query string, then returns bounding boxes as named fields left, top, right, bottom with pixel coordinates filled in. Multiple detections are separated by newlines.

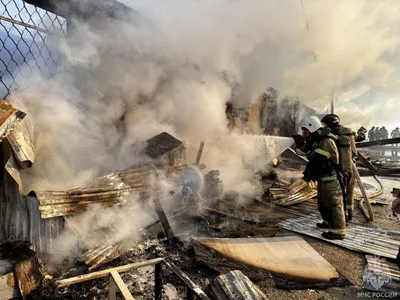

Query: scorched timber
left=279, top=214, right=400, bottom=259
left=80, top=245, right=121, bottom=271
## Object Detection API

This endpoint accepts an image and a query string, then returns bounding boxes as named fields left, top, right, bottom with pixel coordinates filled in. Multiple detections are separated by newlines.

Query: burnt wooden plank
left=163, top=259, right=210, bottom=300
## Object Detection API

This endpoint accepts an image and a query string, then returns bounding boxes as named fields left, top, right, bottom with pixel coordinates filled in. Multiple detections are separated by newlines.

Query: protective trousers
left=317, top=179, right=346, bottom=236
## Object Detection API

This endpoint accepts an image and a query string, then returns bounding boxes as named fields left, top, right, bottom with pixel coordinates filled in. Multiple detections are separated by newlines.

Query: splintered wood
left=193, top=236, right=339, bottom=282
left=269, top=179, right=317, bottom=206
left=280, top=214, right=400, bottom=259
left=79, top=245, right=120, bottom=271
left=14, top=257, right=43, bottom=297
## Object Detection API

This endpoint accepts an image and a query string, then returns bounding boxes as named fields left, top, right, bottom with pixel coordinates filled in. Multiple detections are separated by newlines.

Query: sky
left=2, top=0, right=400, bottom=130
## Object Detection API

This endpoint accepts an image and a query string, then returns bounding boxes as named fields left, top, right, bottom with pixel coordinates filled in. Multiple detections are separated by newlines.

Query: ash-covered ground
left=30, top=172, right=400, bottom=300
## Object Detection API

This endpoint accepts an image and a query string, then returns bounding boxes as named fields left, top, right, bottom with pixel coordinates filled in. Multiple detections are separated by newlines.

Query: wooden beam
left=110, top=271, right=134, bottom=300
left=154, top=262, right=162, bottom=300
left=352, top=162, right=373, bottom=222
left=377, top=168, right=400, bottom=176
left=57, top=258, right=164, bottom=287
left=163, top=259, right=211, bottom=300
left=109, top=274, right=117, bottom=300
left=356, top=137, right=400, bottom=148
left=153, top=196, right=175, bottom=244
left=357, top=151, right=378, bottom=174
left=195, top=141, right=205, bottom=164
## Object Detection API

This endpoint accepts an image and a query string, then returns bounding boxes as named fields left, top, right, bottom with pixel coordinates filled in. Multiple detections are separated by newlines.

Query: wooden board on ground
left=14, top=257, right=43, bottom=297
left=57, top=258, right=164, bottom=287
left=193, top=236, right=339, bottom=282
left=0, top=272, right=20, bottom=299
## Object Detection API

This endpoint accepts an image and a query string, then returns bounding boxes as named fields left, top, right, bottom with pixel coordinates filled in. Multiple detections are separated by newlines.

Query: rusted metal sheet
left=6, top=93, right=34, bottom=169
left=280, top=214, right=400, bottom=259
left=33, top=165, right=154, bottom=219
left=0, top=100, right=25, bottom=141
left=206, top=270, right=268, bottom=300
left=194, top=236, right=340, bottom=282
left=33, top=163, right=193, bottom=219
left=79, top=245, right=120, bottom=272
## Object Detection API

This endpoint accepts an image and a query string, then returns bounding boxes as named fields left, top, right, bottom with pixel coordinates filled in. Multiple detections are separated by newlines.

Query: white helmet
left=299, top=115, right=322, bottom=133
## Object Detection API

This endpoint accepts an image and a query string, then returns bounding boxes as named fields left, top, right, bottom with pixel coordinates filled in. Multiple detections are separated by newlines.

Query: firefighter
left=391, top=127, right=400, bottom=138
left=356, top=126, right=367, bottom=142
left=320, top=114, right=358, bottom=221
left=368, top=126, right=376, bottom=141
left=381, top=126, right=389, bottom=140
left=293, top=116, right=346, bottom=239
left=391, top=127, right=400, bottom=156
left=375, top=127, right=381, bottom=140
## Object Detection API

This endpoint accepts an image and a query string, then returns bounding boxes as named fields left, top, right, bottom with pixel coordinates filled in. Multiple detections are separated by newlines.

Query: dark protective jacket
left=303, top=132, right=339, bottom=182
left=355, top=127, right=367, bottom=142
left=380, top=127, right=389, bottom=139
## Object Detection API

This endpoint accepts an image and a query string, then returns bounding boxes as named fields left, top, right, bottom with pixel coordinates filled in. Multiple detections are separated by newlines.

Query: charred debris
left=0, top=95, right=399, bottom=299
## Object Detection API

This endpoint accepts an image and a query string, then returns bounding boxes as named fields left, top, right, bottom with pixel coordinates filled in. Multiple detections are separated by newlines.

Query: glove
left=292, top=134, right=305, bottom=146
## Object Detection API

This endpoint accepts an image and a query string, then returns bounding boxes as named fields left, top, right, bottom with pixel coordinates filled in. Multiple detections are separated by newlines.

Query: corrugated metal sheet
left=0, top=195, right=64, bottom=255
left=206, top=270, right=269, bottom=300
left=34, top=165, right=153, bottom=219
left=33, top=164, right=192, bottom=219
left=364, top=255, right=400, bottom=292
left=0, top=140, right=64, bottom=256
left=280, top=214, right=400, bottom=259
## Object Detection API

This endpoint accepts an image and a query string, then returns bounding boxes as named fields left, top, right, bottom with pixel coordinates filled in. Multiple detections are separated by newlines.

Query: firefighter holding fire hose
left=293, top=116, right=346, bottom=240
left=320, top=114, right=366, bottom=222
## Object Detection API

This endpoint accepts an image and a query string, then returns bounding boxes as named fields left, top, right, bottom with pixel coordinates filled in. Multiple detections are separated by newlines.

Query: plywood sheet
left=194, top=236, right=339, bottom=282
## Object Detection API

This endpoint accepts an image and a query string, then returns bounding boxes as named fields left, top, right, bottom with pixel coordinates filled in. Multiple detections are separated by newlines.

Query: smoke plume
left=8, top=0, right=400, bottom=253
left=14, top=0, right=400, bottom=191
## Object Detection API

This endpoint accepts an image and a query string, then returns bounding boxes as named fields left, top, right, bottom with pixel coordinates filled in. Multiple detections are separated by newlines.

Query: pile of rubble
left=0, top=99, right=400, bottom=299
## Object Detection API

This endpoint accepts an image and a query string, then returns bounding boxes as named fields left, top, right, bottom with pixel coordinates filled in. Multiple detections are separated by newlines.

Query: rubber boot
left=316, top=222, right=328, bottom=229
left=322, top=231, right=345, bottom=240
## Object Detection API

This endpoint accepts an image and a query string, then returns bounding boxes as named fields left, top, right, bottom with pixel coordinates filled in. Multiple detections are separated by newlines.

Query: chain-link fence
left=0, top=0, right=67, bottom=98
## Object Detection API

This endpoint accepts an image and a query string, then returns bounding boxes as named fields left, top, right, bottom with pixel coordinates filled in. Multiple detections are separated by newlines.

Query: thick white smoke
left=15, top=0, right=400, bottom=192
left=8, top=0, right=400, bottom=253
